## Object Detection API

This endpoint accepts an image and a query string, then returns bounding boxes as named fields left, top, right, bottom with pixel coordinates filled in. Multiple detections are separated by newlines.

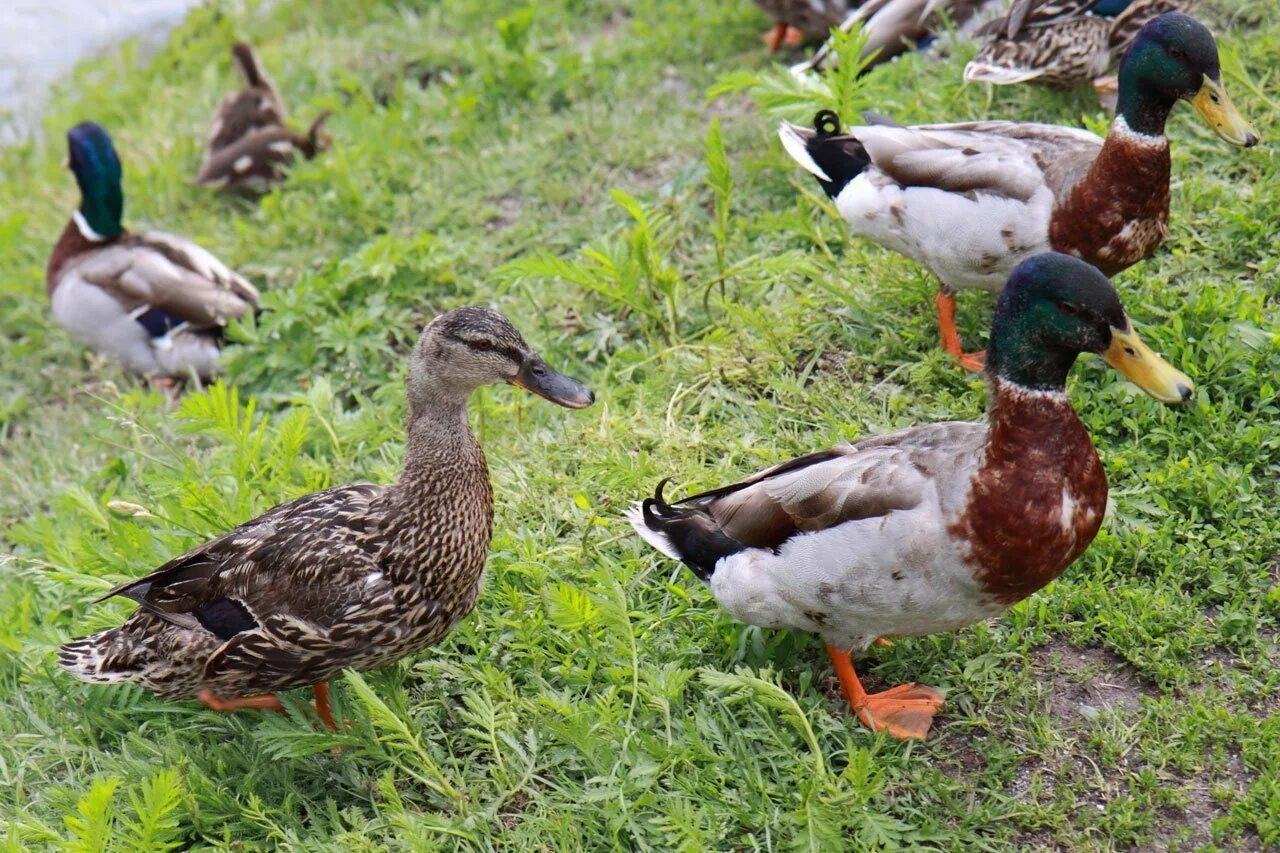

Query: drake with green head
left=631, top=253, right=1191, bottom=740
left=780, top=12, right=1257, bottom=370
left=47, top=122, right=259, bottom=382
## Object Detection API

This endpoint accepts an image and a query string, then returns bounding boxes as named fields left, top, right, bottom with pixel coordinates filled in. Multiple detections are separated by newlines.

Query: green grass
left=2, top=0, right=1278, bottom=847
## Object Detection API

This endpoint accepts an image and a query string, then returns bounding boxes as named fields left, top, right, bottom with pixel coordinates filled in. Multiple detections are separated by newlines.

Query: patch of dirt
left=1150, top=749, right=1254, bottom=852
left=1032, top=640, right=1154, bottom=728
left=484, top=192, right=524, bottom=231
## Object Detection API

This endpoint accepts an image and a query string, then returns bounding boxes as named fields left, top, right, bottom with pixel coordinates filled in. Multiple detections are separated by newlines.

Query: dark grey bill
left=511, top=357, right=594, bottom=409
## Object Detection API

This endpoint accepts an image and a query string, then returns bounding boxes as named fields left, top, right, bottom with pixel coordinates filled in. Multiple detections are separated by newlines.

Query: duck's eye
left=469, top=339, right=494, bottom=352
left=1059, top=302, right=1080, bottom=316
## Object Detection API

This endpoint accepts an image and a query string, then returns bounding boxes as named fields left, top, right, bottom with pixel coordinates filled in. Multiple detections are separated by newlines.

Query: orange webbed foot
left=764, top=22, right=788, bottom=52
left=855, top=683, right=945, bottom=740
left=935, top=292, right=986, bottom=372
left=198, top=688, right=286, bottom=715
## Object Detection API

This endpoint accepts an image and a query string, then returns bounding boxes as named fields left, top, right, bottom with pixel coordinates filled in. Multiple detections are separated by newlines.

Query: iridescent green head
left=67, top=122, right=124, bottom=240
left=988, top=253, right=1192, bottom=405
left=1116, top=13, right=1258, bottom=146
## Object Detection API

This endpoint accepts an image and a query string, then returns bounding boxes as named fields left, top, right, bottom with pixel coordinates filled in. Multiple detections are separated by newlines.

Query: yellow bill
left=1191, top=77, right=1260, bottom=147
left=1103, top=324, right=1194, bottom=405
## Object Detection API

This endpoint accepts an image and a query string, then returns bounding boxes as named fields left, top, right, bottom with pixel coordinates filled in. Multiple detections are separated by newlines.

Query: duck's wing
left=99, top=484, right=387, bottom=639
left=966, top=0, right=1113, bottom=84
left=196, top=112, right=328, bottom=191
left=71, top=232, right=259, bottom=332
left=1107, top=0, right=1198, bottom=51
left=634, top=423, right=986, bottom=578
left=886, top=121, right=1103, bottom=198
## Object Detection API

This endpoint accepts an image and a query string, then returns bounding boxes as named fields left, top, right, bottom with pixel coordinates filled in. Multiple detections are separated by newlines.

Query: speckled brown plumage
left=196, top=113, right=330, bottom=193
left=205, top=43, right=287, bottom=155
left=59, top=307, right=593, bottom=701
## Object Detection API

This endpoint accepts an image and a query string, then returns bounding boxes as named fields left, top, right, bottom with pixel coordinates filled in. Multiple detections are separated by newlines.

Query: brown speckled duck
left=631, top=253, right=1191, bottom=740
left=197, top=42, right=331, bottom=193
left=780, top=13, right=1257, bottom=370
left=59, top=307, right=594, bottom=728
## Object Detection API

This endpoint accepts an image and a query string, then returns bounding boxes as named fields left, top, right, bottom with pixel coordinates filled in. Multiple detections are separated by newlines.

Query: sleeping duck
left=965, top=0, right=1199, bottom=96
left=780, top=12, right=1257, bottom=369
left=630, top=252, right=1192, bottom=739
left=197, top=43, right=331, bottom=193
left=59, top=307, right=593, bottom=728
left=47, top=122, right=260, bottom=382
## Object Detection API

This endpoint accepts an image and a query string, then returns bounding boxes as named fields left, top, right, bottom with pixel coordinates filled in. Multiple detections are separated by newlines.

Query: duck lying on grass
left=196, top=42, right=331, bottom=193
left=59, top=308, right=593, bottom=729
left=47, top=122, right=260, bottom=383
left=631, top=253, right=1191, bottom=740
left=780, top=13, right=1257, bottom=370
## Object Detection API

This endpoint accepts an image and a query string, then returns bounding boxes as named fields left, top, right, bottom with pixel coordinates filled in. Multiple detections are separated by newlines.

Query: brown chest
left=948, top=384, right=1108, bottom=605
left=1048, top=132, right=1171, bottom=277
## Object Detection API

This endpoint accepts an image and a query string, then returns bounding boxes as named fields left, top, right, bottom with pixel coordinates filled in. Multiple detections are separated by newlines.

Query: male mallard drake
left=630, top=252, right=1191, bottom=740
left=754, top=0, right=852, bottom=52
left=48, top=122, right=260, bottom=381
left=779, top=12, right=1257, bottom=370
left=965, top=0, right=1199, bottom=94
left=197, top=43, right=331, bottom=193
left=59, top=307, right=593, bottom=728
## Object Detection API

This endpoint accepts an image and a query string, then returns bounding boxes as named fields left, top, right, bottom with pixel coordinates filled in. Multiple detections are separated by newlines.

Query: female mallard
left=779, top=12, right=1257, bottom=369
left=59, top=307, right=593, bottom=728
left=48, top=122, right=260, bottom=381
left=754, top=0, right=852, bottom=52
left=197, top=43, right=331, bottom=193
left=630, top=253, right=1191, bottom=740
left=204, top=43, right=287, bottom=155
left=964, top=0, right=1199, bottom=92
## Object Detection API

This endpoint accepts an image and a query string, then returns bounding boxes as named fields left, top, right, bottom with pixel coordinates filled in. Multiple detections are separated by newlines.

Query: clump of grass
left=1, top=0, right=1278, bottom=848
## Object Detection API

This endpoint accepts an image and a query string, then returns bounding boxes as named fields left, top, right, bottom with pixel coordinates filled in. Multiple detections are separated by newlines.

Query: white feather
left=777, top=123, right=831, bottom=182
left=625, top=504, right=682, bottom=561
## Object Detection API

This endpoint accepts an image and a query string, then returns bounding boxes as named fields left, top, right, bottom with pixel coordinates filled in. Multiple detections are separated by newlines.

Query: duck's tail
left=777, top=111, right=871, bottom=200
left=962, top=57, right=1044, bottom=85
left=58, top=627, right=150, bottom=686
left=625, top=480, right=745, bottom=582
left=230, top=42, right=269, bottom=89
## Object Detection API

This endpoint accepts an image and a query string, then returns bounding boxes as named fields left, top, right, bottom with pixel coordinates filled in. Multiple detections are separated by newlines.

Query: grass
left=1, top=0, right=1278, bottom=847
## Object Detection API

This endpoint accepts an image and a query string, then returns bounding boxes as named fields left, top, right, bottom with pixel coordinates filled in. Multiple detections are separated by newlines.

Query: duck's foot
left=312, top=681, right=342, bottom=732
left=826, top=644, right=944, bottom=740
left=873, top=637, right=894, bottom=648
left=934, top=292, right=986, bottom=372
left=198, top=688, right=286, bottom=716
left=763, top=22, right=805, bottom=51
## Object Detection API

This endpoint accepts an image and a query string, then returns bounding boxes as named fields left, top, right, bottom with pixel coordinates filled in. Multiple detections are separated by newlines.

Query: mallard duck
left=205, top=43, right=286, bottom=155
left=630, top=252, right=1191, bottom=740
left=965, top=0, right=1200, bottom=93
left=796, top=0, right=999, bottom=74
left=59, top=307, right=594, bottom=728
left=196, top=111, right=331, bottom=193
left=198, top=43, right=331, bottom=193
left=47, top=122, right=260, bottom=381
left=779, top=12, right=1257, bottom=369
left=754, top=0, right=852, bottom=52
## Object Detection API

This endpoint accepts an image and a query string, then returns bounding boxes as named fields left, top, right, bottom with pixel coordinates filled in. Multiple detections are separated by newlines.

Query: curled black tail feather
left=640, top=479, right=745, bottom=582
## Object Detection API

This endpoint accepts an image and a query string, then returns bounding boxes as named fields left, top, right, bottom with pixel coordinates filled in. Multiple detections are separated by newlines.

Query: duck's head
left=66, top=121, right=124, bottom=241
left=408, top=306, right=595, bottom=414
left=987, top=253, right=1193, bottom=405
left=1117, top=12, right=1258, bottom=146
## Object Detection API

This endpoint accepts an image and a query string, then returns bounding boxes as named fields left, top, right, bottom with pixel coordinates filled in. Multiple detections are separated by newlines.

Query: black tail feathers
left=641, top=479, right=745, bottom=581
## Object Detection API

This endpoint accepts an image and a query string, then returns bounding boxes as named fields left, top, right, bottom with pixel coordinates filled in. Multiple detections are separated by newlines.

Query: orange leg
left=934, top=291, right=986, bottom=372
left=764, top=21, right=789, bottom=52
left=873, top=637, right=894, bottom=648
left=198, top=688, right=286, bottom=715
left=313, top=681, right=340, bottom=731
left=825, top=644, right=944, bottom=740
left=782, top=25, right=805, bottom=47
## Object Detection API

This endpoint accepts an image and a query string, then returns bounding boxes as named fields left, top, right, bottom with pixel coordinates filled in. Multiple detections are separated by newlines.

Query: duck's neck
left=1115, top=70, right=1176, bottom=141
left=399, top=398, right=485, bottom=486
left=46, top=216, right=119, bottom=294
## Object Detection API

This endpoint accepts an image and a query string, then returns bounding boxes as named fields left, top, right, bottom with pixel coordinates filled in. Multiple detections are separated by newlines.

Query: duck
left=47, top=122, right=260, bottom=382
left=629, top=252, right=1192, bottom=740
left=965, top=0, right=1200, bottom=98
left=795, top=0, right=999, bottom=74
left=754, top=0, right=852, bottom=52
left=204, top=43, right=287, bottom=155
left=58, top=307, right=594, bottom=728
left=197, top=43, right=331, bottom=193
left=195, top=110, right=331, bottom=193
left=779, top=12, right=1257, bottom=370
